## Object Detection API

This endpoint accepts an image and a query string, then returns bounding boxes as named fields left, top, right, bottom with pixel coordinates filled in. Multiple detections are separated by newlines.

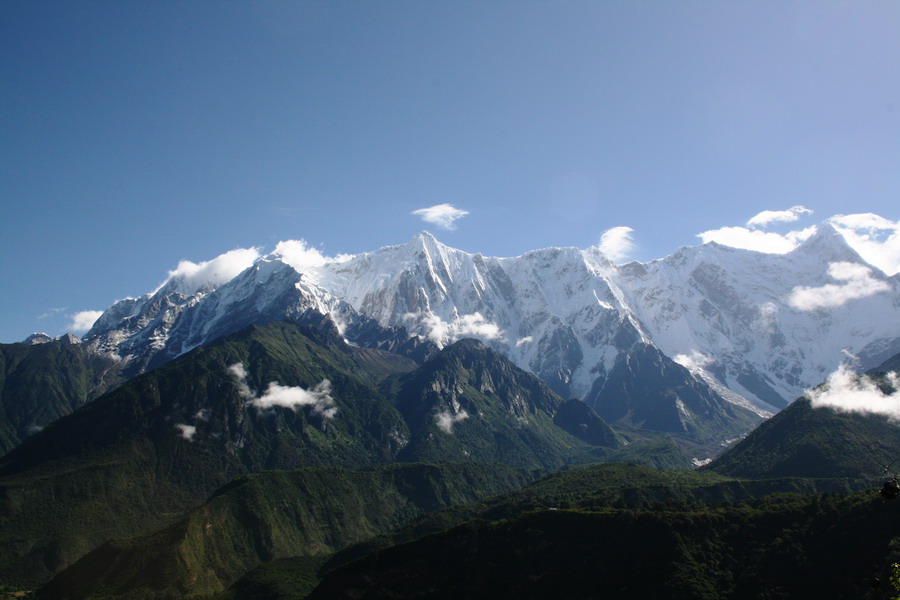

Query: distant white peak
left=24, top=332, right=53, bottom=345
left=408, top=231, right=457, bottom=256
left=791, top=223, right=864, bottom=264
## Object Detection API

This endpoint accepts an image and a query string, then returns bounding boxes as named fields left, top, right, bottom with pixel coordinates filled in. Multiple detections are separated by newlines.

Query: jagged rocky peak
left=58, top=333, right=81, bottom=345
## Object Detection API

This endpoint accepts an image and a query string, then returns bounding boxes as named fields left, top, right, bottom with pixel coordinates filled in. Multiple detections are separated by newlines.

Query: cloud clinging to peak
left=162, top=247, right=261, bottom=295
left=273, top=239, right=329, bottom=273
left=412, top=203, right=469, bottom=230
left=68, top=310, right=103, bottom=333
left=598, top=226, right=635, bottom=263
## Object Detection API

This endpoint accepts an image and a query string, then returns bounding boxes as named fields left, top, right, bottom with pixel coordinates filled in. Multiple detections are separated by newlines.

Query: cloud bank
left=229, top=363, right=338, bottom=419
left=412, top=203, right=469, bottom=230
left=598, top=226, right=635, bottom=263
left=807, top=363, right=900, bottom=422
left=68, top=310, right=104, bottom=333
left=405, top=312, right=504, bottom=346
left=787, top=262, right=890, bottom=310
left=435, top=409, right=469, bottom=434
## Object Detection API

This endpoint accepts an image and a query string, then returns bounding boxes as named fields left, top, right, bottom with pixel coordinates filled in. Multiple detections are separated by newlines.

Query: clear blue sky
left=2, top=1, right=899, bottom=342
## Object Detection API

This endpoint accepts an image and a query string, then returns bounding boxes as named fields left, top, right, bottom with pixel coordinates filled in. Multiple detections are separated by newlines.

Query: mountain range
left=61, top=225, right=898, bottom=451
left=3, top=226, right=900, bottom=597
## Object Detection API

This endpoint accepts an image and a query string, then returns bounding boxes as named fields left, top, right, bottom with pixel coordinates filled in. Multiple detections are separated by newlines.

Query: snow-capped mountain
left=82, top=225, right=900, bottom=440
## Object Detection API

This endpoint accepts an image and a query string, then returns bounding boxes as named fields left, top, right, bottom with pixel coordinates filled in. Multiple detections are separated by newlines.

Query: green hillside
left=708, top=355, right=900, bottom=480
left=0, top=338, right=120, bottom=455
left=37, top=462, right=533, bottom=600
left=0, top=322, right=606, bottom=586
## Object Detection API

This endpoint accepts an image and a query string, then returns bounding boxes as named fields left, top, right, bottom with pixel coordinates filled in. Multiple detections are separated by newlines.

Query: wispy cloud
left=38, top=307, right=67, bottom=320
left=515, top=336, right=534, bottom=347
left=68, top=310, right=103, bottom=333
left=228, top=363, right=338, bottom=419
left=598, top=226, right=635, bottom=263
left=412, top=203, right=469, bottom=230
left=808, top=363, right=900, bottom=422
left=405, top=312, right=504, bottom=347
left=435, top=409, right=469, bottom=434
left=786, top=261, right=890, bottom=311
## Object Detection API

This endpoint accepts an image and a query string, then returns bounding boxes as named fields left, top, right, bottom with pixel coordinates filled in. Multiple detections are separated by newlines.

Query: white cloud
left=405, top=312, right=504, bottom=346
left=515, top=336, right=534, bottom=347
left=250, top=380, right=338, bottom=418
left=807, top=363, right=900, bottom=422
left=228, top=363, right=254, bottom=398
left=68, top=310, right=104, bottom=333
left=598, top=226, right=635, bottom=263
left=786, top=261, right=890, bottom=311
left=162, top=247, right=261, bottom=295
left=435, top=409, right=469, bottom=434
left=746, top=205, right=813, bottom=228
left=273, top=239, right=348, bottom=273
left=697, top=205, right=818, bottom=254
left=175, top=423, right=197, bottom=441
left=228, top=363, right=337, bottom=419
left=412, top=203, right=469, bottom=230
left=696, top=210, right=900, bottom=274
left=697, top=225, right=817, bottom=254
left=828, top=213, right=900, bottom=276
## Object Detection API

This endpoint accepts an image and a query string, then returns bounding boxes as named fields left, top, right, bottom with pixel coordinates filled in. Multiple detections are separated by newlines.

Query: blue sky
left=2, top=1, right=899, bottom=343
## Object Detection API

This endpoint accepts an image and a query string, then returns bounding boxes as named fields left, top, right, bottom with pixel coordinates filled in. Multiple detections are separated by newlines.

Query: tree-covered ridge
left=0, top=321, right=603, bottom=586
left=307, top=490, right=900, bottom=600
left=0, top=338, right=120, bottom=455
left=37, top=462, right=534, bottom=600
